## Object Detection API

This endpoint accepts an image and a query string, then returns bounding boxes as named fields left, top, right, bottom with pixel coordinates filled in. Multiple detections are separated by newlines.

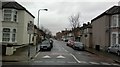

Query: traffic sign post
left=27, top=21, right=34, bottom=34
left=27, top=21, right=34, bottom=61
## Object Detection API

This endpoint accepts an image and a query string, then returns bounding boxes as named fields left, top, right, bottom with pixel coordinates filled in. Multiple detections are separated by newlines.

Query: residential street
left=1, top=1, right=120, bottom=67
left=2, top=40, right=120, bottom=66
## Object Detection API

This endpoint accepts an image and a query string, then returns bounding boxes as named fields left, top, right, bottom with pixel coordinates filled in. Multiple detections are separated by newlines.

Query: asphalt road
left=2, top=40, right=120, bottom=67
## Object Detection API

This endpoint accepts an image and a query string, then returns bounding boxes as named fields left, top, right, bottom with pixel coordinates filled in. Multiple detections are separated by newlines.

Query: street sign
left=27, top=21, right=34, bottom=34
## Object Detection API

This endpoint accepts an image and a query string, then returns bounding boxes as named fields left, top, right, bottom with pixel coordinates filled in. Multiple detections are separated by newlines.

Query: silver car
left=72, top=42, right=85, bottom=50
left=107, top=44, right=120, bottom=56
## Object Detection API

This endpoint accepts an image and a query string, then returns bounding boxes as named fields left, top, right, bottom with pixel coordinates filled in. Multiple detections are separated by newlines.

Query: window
left=2, top=28, right=10, bottom=42
left=3, top=9, right=18, bottom=22
left=112, top=34, right=116, bottom=45
left=12, top=29, right=16, bottom=42
left=4, top=10, right=12, bottom=21
left=13, top=10, right=17, bottom=22
left=111, top=15, right=118, bottom=27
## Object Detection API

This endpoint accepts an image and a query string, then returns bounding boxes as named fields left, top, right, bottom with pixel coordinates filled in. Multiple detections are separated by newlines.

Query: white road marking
left=79, top=53, right=81, bottom=54
left=70, top=53, right=81, bottom=63
left=56, top=55, right=65, bottom=59
left=62, top=47, right=69, bottom=52
left=42, top=55, right=51, bottom=59
left=35, top=52, right=40, bottom=58
left=65, top=50, right=69, bottom=52
left=79, top=61, right=88, bottom=64
left=100, top=62, right=111, bottom=65
left=111, top=63, right=120, bottom=66
left=89, top=62, right=100, bottom=65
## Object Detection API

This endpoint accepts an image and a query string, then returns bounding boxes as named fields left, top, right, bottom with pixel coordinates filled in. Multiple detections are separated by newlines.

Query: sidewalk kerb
left=85, top=48, right=120, bottom=65
left=114, top=60, right=120, bottom=64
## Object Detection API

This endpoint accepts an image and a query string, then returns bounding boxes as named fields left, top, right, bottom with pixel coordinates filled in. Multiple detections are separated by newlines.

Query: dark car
left=72, top=42, right=85, bottom=50
left=40, top=40, right=52, bottom=51
left=49, top=39, right=53, bottom=48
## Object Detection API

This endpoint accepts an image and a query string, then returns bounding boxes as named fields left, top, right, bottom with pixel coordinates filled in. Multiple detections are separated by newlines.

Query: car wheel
left=117, top=51, right=120, bottom=56
left=48, top=48, right=51, bottom=51
left=66, top=44, right=69, bottom=46
left=107, top=49, right=110, bottom=53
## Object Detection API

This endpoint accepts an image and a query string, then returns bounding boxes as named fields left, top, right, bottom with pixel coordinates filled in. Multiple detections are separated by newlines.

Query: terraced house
left=1, top=2, right=35, bottom=55
left=91, top=4, right=120, bottom=50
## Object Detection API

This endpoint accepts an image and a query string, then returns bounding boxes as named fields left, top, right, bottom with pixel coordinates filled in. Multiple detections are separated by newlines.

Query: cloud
left=16, top=1, right=119, bottom=35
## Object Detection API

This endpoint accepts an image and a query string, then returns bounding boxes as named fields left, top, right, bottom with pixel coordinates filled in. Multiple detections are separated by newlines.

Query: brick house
left=80, top=23, right=92, bottom=48
left=91, top=5, right=120, bottom=50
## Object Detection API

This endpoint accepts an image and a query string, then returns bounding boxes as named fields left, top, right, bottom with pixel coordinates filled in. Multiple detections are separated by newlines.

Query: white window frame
left=111, top=15, right=119, bottom=27
left=3, top=9, right=18, bottom=22
left=111, top=32, right=119, bottom=46
left=12, top=29, right=17, bottom=42
left=2, top=28, right=17, bottom=43
left=2, top=28, right=11, bottom=42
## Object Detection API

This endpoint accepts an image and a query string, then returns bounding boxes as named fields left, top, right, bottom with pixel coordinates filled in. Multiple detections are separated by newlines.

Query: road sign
left=27, top=21, right=34, bottom=34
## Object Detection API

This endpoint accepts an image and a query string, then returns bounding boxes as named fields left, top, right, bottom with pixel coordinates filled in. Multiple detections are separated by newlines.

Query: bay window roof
left=2, top=2, right=35, bottom=18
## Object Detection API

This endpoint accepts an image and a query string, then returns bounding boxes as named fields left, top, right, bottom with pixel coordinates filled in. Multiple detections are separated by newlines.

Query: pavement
left=2, top=45, right=38, bottom=62
left=85, top=47, right=120, bottom=64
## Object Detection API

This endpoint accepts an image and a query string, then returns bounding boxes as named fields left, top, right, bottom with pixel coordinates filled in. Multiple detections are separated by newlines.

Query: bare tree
left=69, top=13, right=81, bottom=29
left=68, top=13, right=81, bottom=40
left=40, top=26, right=52, bottom=38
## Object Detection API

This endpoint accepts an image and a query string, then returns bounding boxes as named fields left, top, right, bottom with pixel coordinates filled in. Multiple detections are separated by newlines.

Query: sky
left=2, top=0, right=120, bottom=35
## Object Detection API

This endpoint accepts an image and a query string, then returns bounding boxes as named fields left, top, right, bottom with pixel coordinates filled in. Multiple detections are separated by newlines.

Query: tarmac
left=2, top=44, right=120, bottom=64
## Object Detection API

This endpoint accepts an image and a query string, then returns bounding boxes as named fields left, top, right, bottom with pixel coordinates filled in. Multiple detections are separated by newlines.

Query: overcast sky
left=2, top=0, right=120, bottom=35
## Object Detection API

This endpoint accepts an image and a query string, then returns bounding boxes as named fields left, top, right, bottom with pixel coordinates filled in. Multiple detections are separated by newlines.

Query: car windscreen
left=42, top=41, right=50, bottom=45
left=75, top=43, right=83, bottom=46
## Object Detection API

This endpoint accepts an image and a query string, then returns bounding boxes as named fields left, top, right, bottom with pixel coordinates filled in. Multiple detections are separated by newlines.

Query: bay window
left=111, top=15, right=118, bottom=27
left=2, top=28, right=10, bottom=42
left=3, top=9, right=18, bottom=22
left=111, top=32, right=120, bottom=46
left=2, top=28, right=17, bottom=42
left=12, top=29, right=16, bottom=42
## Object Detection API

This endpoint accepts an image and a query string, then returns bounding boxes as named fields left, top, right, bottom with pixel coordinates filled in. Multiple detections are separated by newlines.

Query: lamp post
left=36, top=9, right=48, bottom=53
left=37, top=9, right=48, bottom=29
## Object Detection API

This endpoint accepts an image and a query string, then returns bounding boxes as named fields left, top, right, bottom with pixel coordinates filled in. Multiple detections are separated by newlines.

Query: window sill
left=110, top=26, right=119, bottom=28
left=2, top=21, right=18, bottom=23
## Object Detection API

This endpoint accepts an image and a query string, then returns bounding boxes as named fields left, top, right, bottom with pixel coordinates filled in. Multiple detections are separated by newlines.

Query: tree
left=40, top=26, right=52, bottom=39
left=69, top=13, right=81, bottom=29
left=68, top=13, right=81, bottom=40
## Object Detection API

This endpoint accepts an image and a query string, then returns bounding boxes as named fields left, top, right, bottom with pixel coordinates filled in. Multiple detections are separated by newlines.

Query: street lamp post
left=37, top=9, right=48, bottom=29
left=36, top=9, right=48, bottom=53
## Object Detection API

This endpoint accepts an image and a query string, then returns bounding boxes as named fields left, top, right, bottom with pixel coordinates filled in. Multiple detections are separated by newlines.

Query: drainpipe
left=108, top=15, right=111, bottom=47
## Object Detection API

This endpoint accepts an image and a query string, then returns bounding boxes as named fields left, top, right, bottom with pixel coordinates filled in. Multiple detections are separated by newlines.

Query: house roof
left=91, top=6, right=120, bottom=22
left=2, top=2, right=35, bottom=18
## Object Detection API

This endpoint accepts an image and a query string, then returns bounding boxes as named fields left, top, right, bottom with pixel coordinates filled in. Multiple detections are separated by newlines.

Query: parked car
left=107, top=44, right=120, bottom=56
left=40, top=40, right=52, bottom=51
left=72, top=42, right=85, bottom=50
left=66, top=39, right=74, bottom=47
left=49, top=39, right=53, bottom=48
